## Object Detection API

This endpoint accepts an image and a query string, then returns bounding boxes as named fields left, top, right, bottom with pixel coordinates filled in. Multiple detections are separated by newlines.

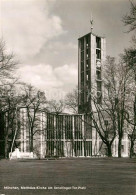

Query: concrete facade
left=9, top=109, right=129, bottom=158
left=0, top=108, right=130, bottom=158
left=78, top=32, right=106, bottom=113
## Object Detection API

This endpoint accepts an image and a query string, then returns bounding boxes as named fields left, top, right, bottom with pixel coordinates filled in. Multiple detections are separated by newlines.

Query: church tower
left=78, top=24, right=106, bottom=113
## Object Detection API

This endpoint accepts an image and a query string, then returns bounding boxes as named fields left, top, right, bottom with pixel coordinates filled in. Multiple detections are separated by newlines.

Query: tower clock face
left=96, top=61, right=101, bottom=68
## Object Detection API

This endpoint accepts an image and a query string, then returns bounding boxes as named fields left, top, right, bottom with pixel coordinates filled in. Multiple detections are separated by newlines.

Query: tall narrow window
left=81, top=62, right=84, bottom=72
left=97, top=81, right=102, bottom=92
left=81, top=72, right=84, bottom=83
left=86, top=35, right=90, bottom=47
left=81, top=39, right=84, bottom=51
left=96, top=70, right=101, bottom=80
left=96, top=49, right=101, bottom=59
left=86, top=48, right=90, bottom=58
left=96, top=37, right=101, bottom=49
left=81, top=51, right=84, bottom=61
left=97, top=81, right=102, bottom=104
left=86, top=60, right=90, bottom=70
left=86, top=71, right=89, bottom=81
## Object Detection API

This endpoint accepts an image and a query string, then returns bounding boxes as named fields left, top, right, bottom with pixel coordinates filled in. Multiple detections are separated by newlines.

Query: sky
left=0, top=0, right=133, bottom=100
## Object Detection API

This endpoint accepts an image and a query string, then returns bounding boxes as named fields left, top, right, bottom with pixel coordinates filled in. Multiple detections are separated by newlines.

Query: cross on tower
left=90, top=15, right=93, bottom=32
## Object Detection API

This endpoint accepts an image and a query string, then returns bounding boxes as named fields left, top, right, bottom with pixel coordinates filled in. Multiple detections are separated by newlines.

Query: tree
left=21, top=84, right=46, bottom=153
left=47, top=99, right=65, bottom=114
left=122, top=1, right=136, bottom=157
left=125, top=98, right=136, bottom=157
left=90, top=100, right=117, bottom=157
left=0, top=80, right=22, bottom=158
left=64, top=87, right=116, bottom=157
left=103, top=56, right=131, bottom=157
left=0, top=39, right=17, bottom=81
left=0, top=39, right=18, bottom=113
left=121, top=48, right=136, bottom=157
left=0, top=39, right=19, bottom=158
left=65, top=56, right=131, bottom=157
left=123, top=1, right=136, bottom=32
left=65, top=87, right=78, bottom=114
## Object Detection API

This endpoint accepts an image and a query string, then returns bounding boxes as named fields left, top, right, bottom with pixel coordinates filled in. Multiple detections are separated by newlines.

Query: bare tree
left=121, top=49, right=136, bottom=157
left=0, top=39, right=17, bottom=81
left=0, top=39, right=19, bottom=158
left=65, top=87, right=78, bottom=114
left=64, top=88, right=116, bottom=157
left=90, top=101, right=116, bottom=157
left=21, top=84, right=46, bottom=152
left=47, top=99, right=65, bottom=114
left=122, top=2, right=136, bottom=157
left=64, top=56, right=131, bottom=157
left=0, top=39, right=18, bottom=112
left=103, top=56, right=131, bottom=157
left=0, top=80, right=22, bottom=158
left=125, top=99, right=136, bottom=157
left=91, top=59, right=130, bottom=157
left=123, top=1, right=136, bottom=32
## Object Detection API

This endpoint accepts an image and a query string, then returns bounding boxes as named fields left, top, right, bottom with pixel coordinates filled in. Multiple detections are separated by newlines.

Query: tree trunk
left=30, top=135, right=33, bottom=152
left=118, top=137, right=122, bottom=158
left=107, top=144, right=112, bottom=157
left=130, top=139, right=134, bottom=158
left=4, top=135, right=9, bottom=158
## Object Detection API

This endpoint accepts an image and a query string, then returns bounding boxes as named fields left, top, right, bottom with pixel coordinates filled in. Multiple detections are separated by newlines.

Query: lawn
left=0, top=158, right=135, bottom=195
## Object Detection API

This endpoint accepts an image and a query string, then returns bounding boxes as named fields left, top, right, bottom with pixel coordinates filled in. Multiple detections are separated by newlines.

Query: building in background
left=0, top=109, right=129, bottom=158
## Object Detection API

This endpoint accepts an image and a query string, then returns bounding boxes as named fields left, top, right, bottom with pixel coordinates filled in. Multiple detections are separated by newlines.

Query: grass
left=0, top=158, right=136, bottom=195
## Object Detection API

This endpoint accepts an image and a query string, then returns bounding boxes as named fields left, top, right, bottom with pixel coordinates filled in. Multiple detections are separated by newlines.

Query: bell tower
left=78, top=23, right=106, bottom=113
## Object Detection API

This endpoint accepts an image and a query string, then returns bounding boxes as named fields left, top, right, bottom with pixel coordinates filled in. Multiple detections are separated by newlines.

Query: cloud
left=17, top=63, right=78, bottom=99
left=1, top=0, right=65, bottom=59
left=32, top=40, right=77, bottom=67
left=55, top=64, right=77, bottom=84
left=47, top=42, right=77, bottom=51
left=1, top=0, right=78, bottom=100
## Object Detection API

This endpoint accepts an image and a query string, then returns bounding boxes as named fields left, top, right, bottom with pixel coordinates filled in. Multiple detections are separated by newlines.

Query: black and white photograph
left=0, top=0, right=136, bottom=194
